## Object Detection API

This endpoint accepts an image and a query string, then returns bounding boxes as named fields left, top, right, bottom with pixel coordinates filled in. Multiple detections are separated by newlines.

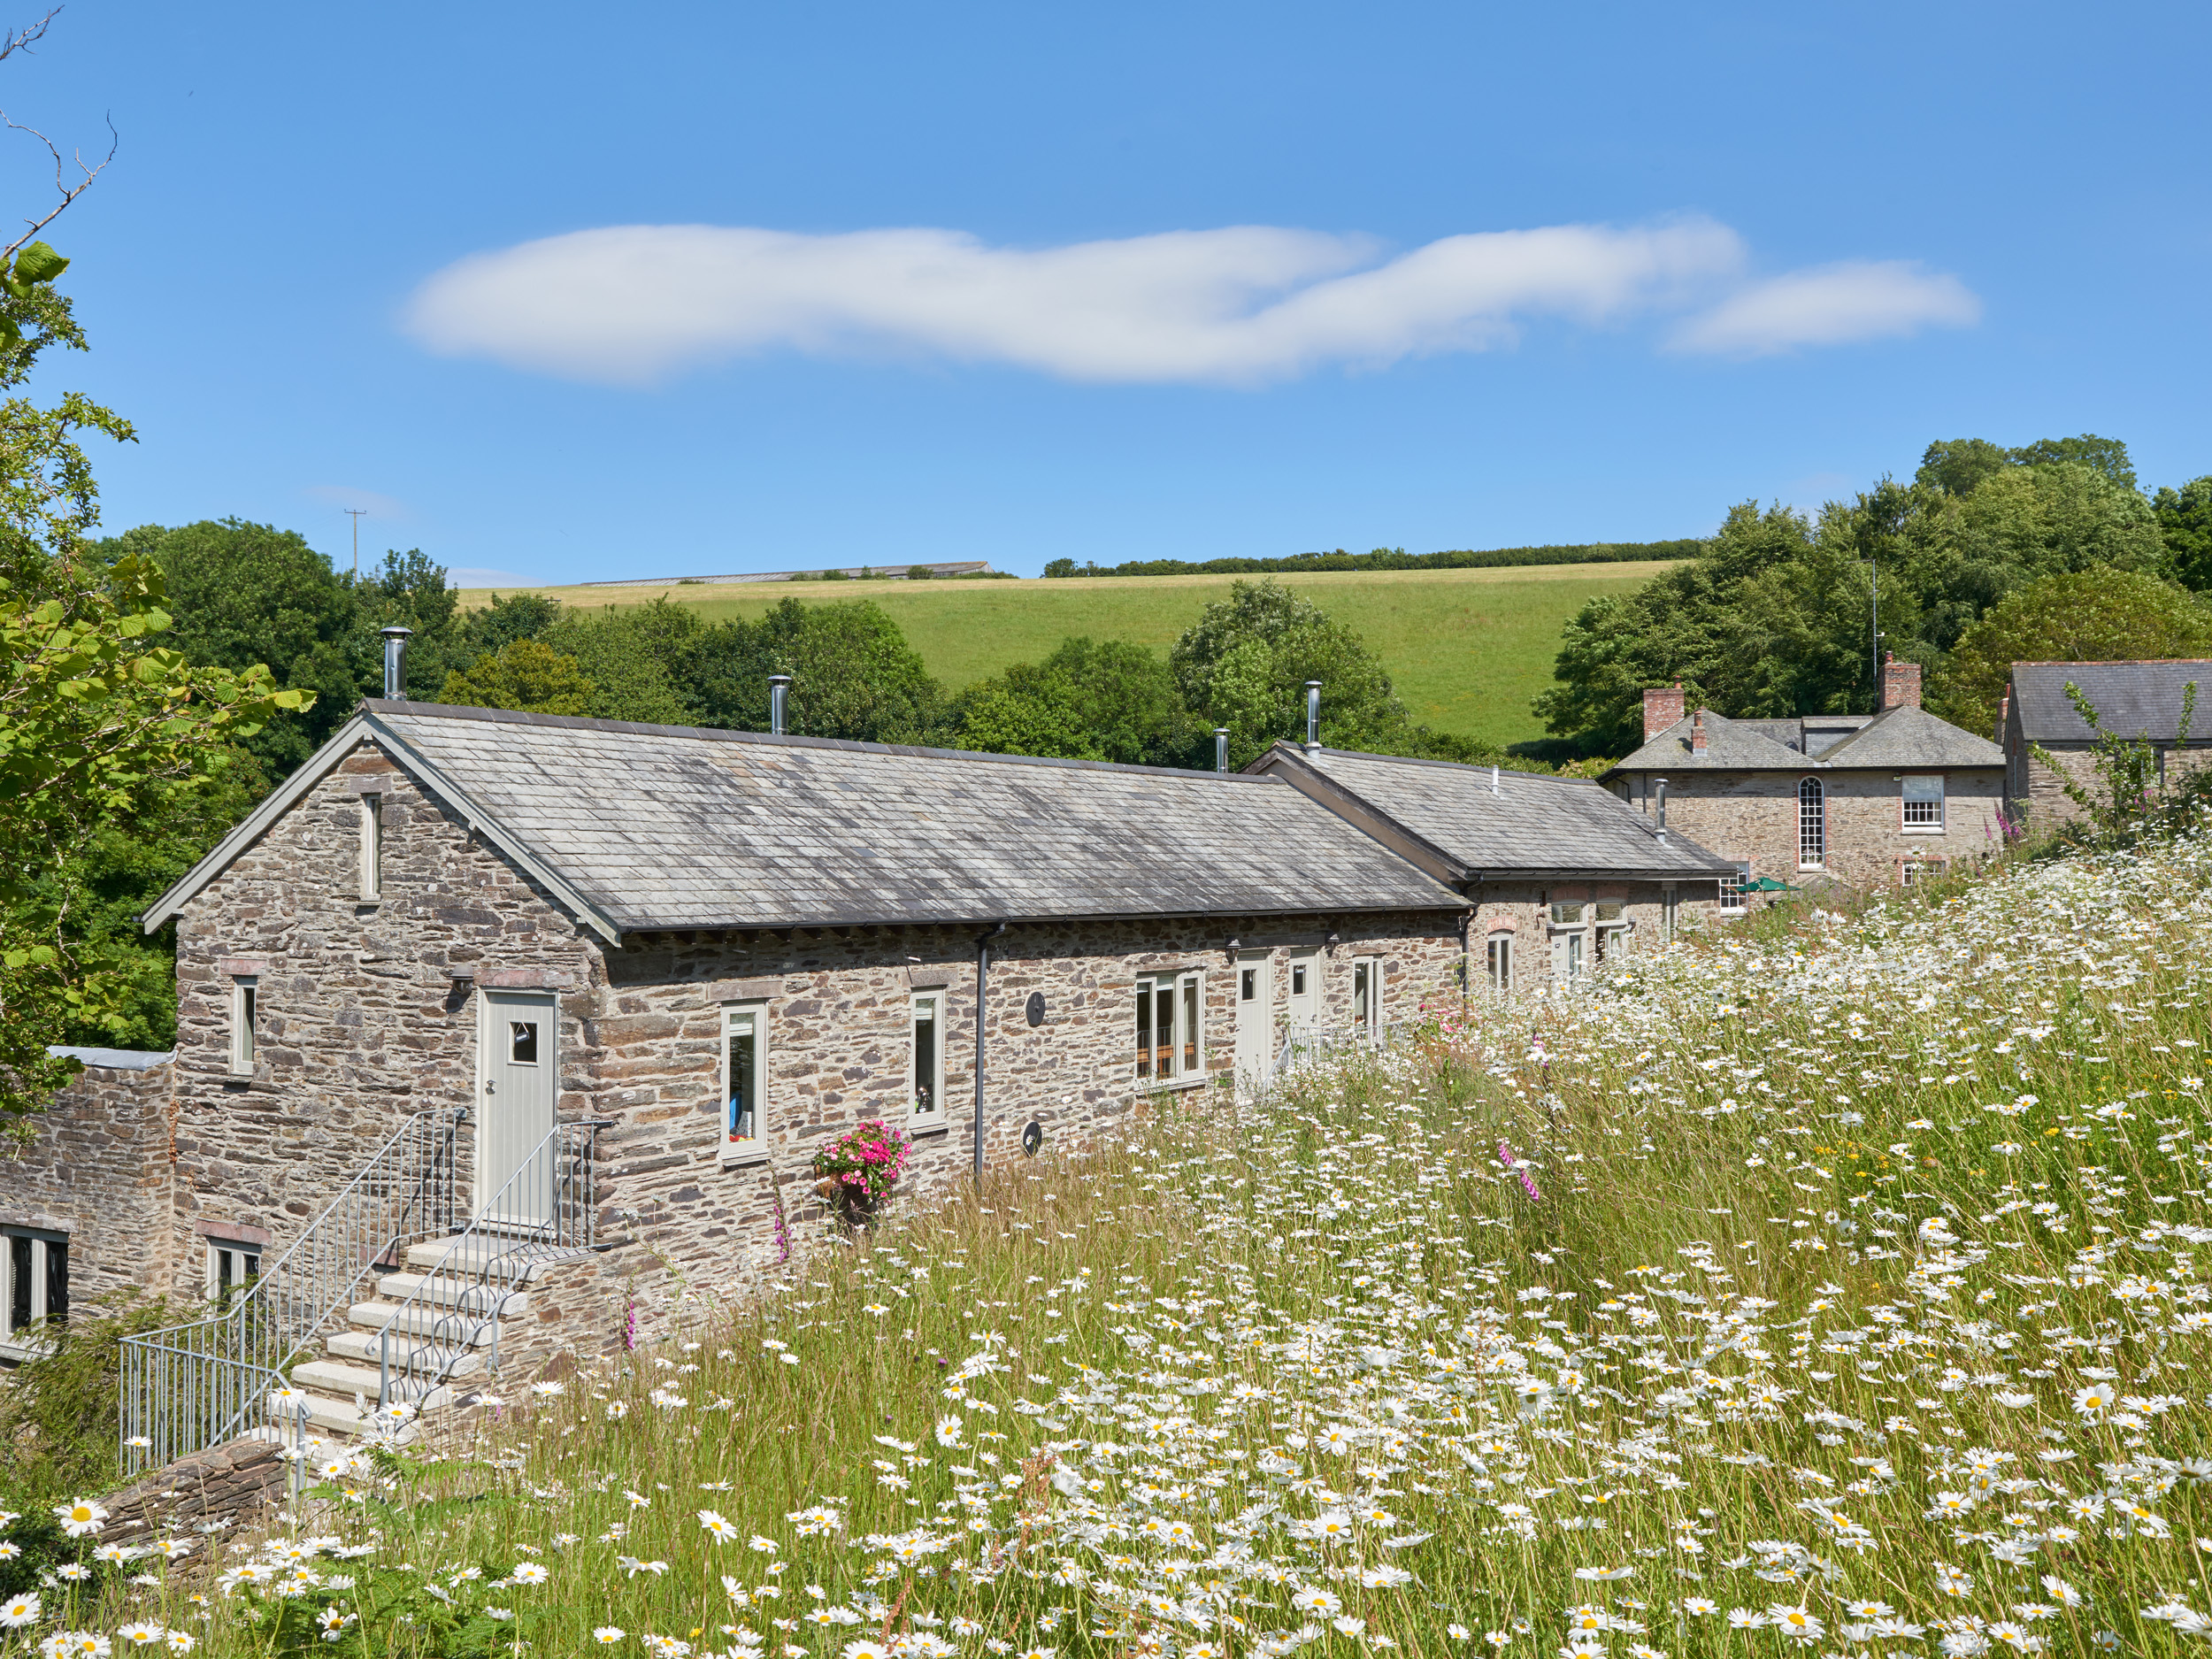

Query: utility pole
left=345, top=508, right=367, bottom=578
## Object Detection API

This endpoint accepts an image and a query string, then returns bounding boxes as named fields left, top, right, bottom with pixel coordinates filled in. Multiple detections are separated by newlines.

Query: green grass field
left=457, top=562, right=1678, bottom=749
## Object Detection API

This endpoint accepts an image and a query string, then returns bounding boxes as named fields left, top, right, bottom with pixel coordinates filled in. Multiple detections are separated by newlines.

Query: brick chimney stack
left=1691, top=709, right=1708, bottom=753
left=1644, top=682, right=1686, bottom=741
left=1879, top=652, right=1923, bottom=712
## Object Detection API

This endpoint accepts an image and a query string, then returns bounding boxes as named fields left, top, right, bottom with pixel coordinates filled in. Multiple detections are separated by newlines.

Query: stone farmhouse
left=10, top=697, right=1502, bottom=1446
left=1247, top=743, right=1735, bottom=992
left=2000, top=659, right=2212, bottom=827
left=1605, top=657, right=2007, bottom=899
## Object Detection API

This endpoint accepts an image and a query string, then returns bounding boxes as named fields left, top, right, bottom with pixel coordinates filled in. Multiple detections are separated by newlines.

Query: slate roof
left=2008, top=661, right=2212, bottom=746
left=147, top=703, right=1469, bottom=941
left=1250, top=745, right=1735, bottom=883
left=1608, top=706, right=2002, bottom=774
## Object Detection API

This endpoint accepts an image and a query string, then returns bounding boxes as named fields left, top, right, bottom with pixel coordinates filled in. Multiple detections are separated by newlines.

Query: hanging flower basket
left=811, top=1119, right=912, bottom=1224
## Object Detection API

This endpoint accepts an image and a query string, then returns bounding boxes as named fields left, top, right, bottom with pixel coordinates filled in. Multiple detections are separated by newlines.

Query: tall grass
left=25, top=836, right=2212, bottom=1656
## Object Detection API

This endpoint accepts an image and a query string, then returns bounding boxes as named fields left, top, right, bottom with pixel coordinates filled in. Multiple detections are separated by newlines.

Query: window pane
left=913, top=999, right=938, bottom=1112
left=727, top=1017, right=758, bottom=1141
left=1134, top=981, right=1152, bottom=1078
left=1180, top=979, right=1198, bottom=1074
left=510, top=1020, right=538, bottom=1064
left=8, top=1235, right=28, bottom=1330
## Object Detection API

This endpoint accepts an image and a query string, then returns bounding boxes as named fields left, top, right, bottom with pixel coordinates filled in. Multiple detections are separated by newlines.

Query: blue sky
left=10, top=2, right=2209, bottom=583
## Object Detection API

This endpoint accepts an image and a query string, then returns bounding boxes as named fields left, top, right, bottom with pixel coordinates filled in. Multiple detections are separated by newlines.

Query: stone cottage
left=1245, top=743, right=1734, bottom=993
left=9, top=698, right=1477, bottom=1446
left=1999, top=659, right=2212, bottom=826
left=1605, top=657, right=2007, bottom=898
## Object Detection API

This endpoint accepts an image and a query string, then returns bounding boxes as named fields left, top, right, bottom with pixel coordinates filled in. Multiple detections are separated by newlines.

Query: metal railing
left=373, top=1118, right=609, bottom=1414
left=119, top=1107, right=467, bottom=1475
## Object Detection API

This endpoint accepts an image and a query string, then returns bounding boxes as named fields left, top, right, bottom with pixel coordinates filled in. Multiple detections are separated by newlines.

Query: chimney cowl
left=379, top=626, right=413, bottom=702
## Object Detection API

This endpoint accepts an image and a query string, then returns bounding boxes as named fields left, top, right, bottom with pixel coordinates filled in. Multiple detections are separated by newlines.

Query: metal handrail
left=118, top=1107, right=468, bottom=1474
left=373, top=1118, right=609, bottom=1413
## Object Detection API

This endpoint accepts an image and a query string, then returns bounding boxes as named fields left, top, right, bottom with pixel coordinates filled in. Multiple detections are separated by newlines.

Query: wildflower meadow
left=19, top=837, right=2212, bottom=1657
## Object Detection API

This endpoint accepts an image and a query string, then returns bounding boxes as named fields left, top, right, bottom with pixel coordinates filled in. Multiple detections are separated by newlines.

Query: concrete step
left=347, top=1299, right=502, bottom=1340
left=326, top=1328, right=488, bottom=1374
left=289, top=1356, right=454, bottom=1407
left=403, top=1236, right=555, bottom=1279
left=372, top=1272, right=529, bottom=1317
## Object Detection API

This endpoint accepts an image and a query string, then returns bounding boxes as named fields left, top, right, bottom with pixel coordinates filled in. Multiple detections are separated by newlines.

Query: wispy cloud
left=1668, top=261, right=1981, bottom=357
left=403, top=220, right=1976, bottom=387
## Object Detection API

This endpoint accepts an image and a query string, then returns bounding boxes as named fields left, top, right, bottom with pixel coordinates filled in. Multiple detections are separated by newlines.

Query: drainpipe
left=380, top=626, right=412, bottom=701
left=973, top=921, right=1007, bottom=1187
left=1215, top=727, right=1230, bottom=773
left=1303, top=681, right=1323, bottom=752
left=769, top=674, right=791, bottom=736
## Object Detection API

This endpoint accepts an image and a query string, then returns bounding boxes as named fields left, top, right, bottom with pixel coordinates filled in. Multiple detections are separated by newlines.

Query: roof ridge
left=364, top=699, right=1281, bottom=784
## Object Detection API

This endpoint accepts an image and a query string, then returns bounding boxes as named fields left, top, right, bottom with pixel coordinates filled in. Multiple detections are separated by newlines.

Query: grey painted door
left=479, top=991, right=558, bottom=1228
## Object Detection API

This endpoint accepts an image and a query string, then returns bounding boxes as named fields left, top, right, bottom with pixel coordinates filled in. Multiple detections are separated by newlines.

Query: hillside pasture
left=456, top=562, right=1680, bottom=749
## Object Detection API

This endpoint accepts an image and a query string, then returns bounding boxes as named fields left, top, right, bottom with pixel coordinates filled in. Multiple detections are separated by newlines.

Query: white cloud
left=447, top=567, right=536, bottom=589
left=403, top=221, right=1978, bottom=387
left=1668, top=261, right=1981, bottom=357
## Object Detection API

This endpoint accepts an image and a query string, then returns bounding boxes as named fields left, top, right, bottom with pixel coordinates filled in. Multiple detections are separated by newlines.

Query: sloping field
left=457, top=561, right=1678, bottom=748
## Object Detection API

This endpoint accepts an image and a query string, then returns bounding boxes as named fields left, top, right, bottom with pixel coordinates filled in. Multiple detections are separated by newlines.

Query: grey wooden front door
left=478, top=991, right=557, bottom=1228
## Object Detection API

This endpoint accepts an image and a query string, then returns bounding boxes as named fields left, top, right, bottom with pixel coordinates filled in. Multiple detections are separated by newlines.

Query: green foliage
left=2155, top=476, right=2212, bottom=591
left=1930, top=568, right=2212, bottom=738
left=1041, top=539, right=1702, bottom=578
left=0, top=1289, right=177, bottom=1507
left=438, top=638, right=595, bottom=717
left=1171, top=580, right=1504, bottom=767
left=956, top=635, right=1201, bottom=765
left=1536, top=434, right=2176, bottom=755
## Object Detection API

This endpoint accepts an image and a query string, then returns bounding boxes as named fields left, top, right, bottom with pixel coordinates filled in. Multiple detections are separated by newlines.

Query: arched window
left=1798, top=776, right=1825, bottom=867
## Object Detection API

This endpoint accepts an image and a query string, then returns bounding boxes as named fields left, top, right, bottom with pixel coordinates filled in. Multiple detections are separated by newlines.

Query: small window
left=509, top=1020, right=540, bottom=1064
left=206, top=1240, right=260, bottom=1304
left=910, top=993, right=944, bottom=1119
left=1549, top=900, right=1586, bottom=925
left=1719, top=862, right=1751, bottom=911
left=1903, top=774, right=1945, bottom=830
left=3, top=1228, right=66, bottom=1342
left=1135, top=972, right=1203, bottom=1084
left=359, top=794, right=383, bottom=900
left=230, top=977, right=258, bottom=1075
left=1486, top=934, right=1512, bottom=993
left=724, top=1005, right=765, bottom=1154
left=1351, top=957, right=1381, bottom=1036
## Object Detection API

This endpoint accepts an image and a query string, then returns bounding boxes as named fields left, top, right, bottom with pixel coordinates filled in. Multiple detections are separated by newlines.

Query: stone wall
left=0, top=1057, right=173, bottom=1350
left=1617, top=769, right=2006, bottom=892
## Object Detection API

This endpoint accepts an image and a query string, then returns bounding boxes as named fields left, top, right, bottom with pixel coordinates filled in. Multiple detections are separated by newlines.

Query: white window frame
left=1350, top=956, right=1382, bottom=1039
left=1135, top=969, right=1205, bottom=1088
left=1798, top=776, right=1826, bottom=869
left=359, top=793, right=383, bottom=900
left=1718, top=861, right=1751, bottom=914
left=908, top=991, right=948, bottom=1127
left=1901, top=772, right=1946, bottom=833
left=1485, top=933, right=1513, bottom=995
left=721, top=1002, right=768, bottom=1164
left=205, top=1238, right=261, bottom=1302
left=1, top=1226, right=66, bottom=1350
left=229, top=975, right=258, bottom=1076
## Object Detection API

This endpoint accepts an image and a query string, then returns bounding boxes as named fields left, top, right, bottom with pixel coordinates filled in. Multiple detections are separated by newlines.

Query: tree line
left=1532, top=434, right=2212, bottom=757
left=1042, top=539, right=1701, bottom=580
